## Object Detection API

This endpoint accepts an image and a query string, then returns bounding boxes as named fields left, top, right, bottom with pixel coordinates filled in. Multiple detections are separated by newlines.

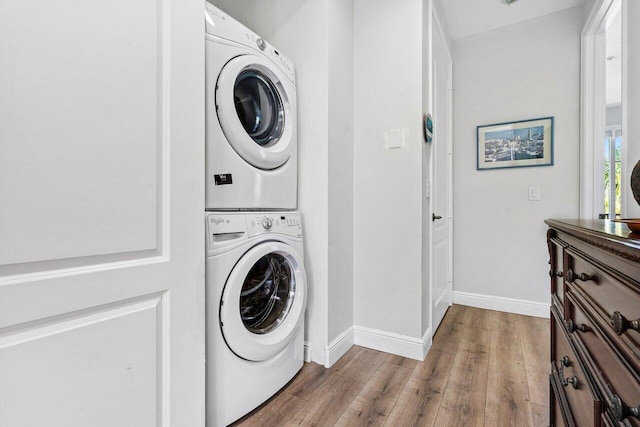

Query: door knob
left=432, top=214, right=442, bottom=222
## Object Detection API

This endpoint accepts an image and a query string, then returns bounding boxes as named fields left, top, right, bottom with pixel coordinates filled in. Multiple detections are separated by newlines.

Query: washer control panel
left=247, top=212, right=302, bottom=238
left=261, top=217, right=272, bottom=229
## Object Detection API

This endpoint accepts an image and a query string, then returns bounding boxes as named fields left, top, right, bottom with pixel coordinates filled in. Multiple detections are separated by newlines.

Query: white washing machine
left=206, top=211, right=307, bottom=426
left=205, top=4, right=298, bottom=210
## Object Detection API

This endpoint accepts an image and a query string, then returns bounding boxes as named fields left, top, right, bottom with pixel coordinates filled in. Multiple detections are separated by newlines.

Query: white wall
left=452, top=8, right=582, bottom=314
left=583, top=0, right=599, bottom=23
left=607, top=106, right=622, bottom=125
left=432, top=0, right=453, bottom=54
left=327, top=0, right=355, bottom=344
left=353, top=0, right=424, bottom=340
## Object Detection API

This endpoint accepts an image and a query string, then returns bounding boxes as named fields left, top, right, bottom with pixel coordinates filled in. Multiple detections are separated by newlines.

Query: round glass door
left=240, top=253, right=295, bottom=334
left=219, top=241, right=306, bottom=361
left=215, top=55, right=296, bottom=171
left=234, top=70, right=285, bottom=147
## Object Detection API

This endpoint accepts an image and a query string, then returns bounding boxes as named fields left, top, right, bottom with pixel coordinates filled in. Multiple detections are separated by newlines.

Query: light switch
left=528, top=186, right=541, bottom=201
left=386, top=128, right=405, bottom=149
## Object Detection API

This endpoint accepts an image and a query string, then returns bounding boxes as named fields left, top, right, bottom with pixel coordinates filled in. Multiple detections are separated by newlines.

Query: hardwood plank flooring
left=485, top=341, right=534, bottom=426
left=517, top=315, right=550, bottom=407
left=335, top=362, right=414, bottom=426
left=435, top=337, right=489, bottom=426
left=383, top=349, right=452, bottom=427
left=231, top=305, right=550, bottom=427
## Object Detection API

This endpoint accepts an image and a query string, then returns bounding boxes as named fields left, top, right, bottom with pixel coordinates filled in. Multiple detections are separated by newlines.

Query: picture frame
left=476, top=116, right=554, bottom=170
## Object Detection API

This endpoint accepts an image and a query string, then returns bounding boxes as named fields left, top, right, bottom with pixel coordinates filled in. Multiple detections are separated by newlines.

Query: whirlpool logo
left=210, top=217, right=230, bottom=225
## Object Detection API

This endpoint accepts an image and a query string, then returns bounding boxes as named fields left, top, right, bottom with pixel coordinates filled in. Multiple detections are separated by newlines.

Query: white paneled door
left=0, top=0, right=204, bottom=426
left=431, top=13, right=453, bottom=335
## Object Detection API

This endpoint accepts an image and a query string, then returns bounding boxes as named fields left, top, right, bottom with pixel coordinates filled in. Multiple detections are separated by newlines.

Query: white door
left=0, top=0, right=204, bottom=426
left=430, top=16, right=453, bottom=334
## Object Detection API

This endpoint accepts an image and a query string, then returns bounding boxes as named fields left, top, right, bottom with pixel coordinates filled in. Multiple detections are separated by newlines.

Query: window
left=603, top=126, right=622, bottom=219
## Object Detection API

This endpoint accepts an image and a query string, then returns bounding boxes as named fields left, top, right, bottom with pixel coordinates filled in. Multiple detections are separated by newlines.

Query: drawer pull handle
left=611, top=394, right=640, bottom=421
left=549, top=269, right=563, bottom=278
left=565, top=269, right=592, bottom=283
left=611, top=311, right=640, bottom=335
left=562, top=375, right=579, bottom=389
left=560, top=355, right=570, bottom=367
left=566, top=319, right=588, bottom=333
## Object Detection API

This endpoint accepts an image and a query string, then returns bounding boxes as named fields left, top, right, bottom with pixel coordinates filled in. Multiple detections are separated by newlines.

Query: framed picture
left=477, top=116, right=554, bottom=170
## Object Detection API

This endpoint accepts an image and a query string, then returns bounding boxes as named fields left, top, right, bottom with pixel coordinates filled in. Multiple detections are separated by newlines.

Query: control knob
left=262, top=217, right=273, bottom=229
left=256, top=38, right=267, bottom=51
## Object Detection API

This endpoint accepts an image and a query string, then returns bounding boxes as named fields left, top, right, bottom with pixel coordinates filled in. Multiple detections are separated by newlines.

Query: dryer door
left=220, top=241, right=306, bottom=361
left=216, top=55, right=296, bottom=171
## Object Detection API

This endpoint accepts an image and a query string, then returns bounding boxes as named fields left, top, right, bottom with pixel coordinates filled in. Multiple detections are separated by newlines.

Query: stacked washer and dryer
left=204, top=4, right=307, bottom=426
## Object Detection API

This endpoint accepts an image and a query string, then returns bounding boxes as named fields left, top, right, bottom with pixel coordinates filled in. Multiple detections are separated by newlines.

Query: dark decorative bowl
left=632, top=160, right=640, bottom=206
left=612, top=219, right=640, bottom=233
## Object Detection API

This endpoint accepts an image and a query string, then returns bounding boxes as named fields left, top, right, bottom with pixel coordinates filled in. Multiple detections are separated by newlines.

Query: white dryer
left=205, top=4, right=298, bottom=210
left=206, top=211, right=307, bottom=426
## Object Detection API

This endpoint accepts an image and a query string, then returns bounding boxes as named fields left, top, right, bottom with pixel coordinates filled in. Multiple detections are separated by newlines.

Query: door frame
left=428, top=3, right=453, bottom=338
left=580, top=0, right=624, bottom=218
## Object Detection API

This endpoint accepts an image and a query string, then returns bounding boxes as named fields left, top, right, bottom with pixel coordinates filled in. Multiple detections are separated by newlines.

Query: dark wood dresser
left=546, top=219, right=640, bottom=426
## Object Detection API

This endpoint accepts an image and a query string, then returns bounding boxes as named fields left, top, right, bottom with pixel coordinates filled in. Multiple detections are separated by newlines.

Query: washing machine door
left=216, top=55, right=296, bottom=171
left=220, top=241, right=306, bottom=361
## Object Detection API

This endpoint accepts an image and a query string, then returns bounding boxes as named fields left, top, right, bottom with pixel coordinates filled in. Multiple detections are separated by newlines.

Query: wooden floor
left=232, top=304, right=550, bottom=427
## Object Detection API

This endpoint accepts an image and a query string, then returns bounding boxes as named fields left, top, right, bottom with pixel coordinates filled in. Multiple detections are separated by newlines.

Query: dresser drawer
left=565, top=248, right=640, bottom=364
left=602, top=412, right=620, bottom=427
left=601, top=412, right=625, bottom=427
left=552, top=308, right=602, bottom=427
left=566, top=293, right=640, bottom=426
left=550, top=369, right=574, bottom=427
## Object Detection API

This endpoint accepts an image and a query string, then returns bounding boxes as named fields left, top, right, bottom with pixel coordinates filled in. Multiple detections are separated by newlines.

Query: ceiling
left=440, top=0, right=585, bottom=41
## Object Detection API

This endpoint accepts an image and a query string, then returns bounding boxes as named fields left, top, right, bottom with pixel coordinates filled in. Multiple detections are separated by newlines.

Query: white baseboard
left=303, top=341, right=311, bottom=363
left=324, top=327, right=355, bottom=368
left=453, top=291, right=550, bottom=318
left=308, top=292, right=547, bottom=366
left=353, top=326, right=431, bottom=361
left=315, top=324, right=434, bottom=367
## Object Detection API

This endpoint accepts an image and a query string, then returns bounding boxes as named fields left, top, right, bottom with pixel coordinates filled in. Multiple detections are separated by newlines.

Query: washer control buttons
left=256, top=38, right=267, bottom=51
left=262, top=217, right=273, bottom=229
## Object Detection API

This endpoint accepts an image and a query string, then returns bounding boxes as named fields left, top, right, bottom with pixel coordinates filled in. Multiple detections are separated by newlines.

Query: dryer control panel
left=205, top=3, right=296, bottom=84
left=246, top=213, right=302, bottom=239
